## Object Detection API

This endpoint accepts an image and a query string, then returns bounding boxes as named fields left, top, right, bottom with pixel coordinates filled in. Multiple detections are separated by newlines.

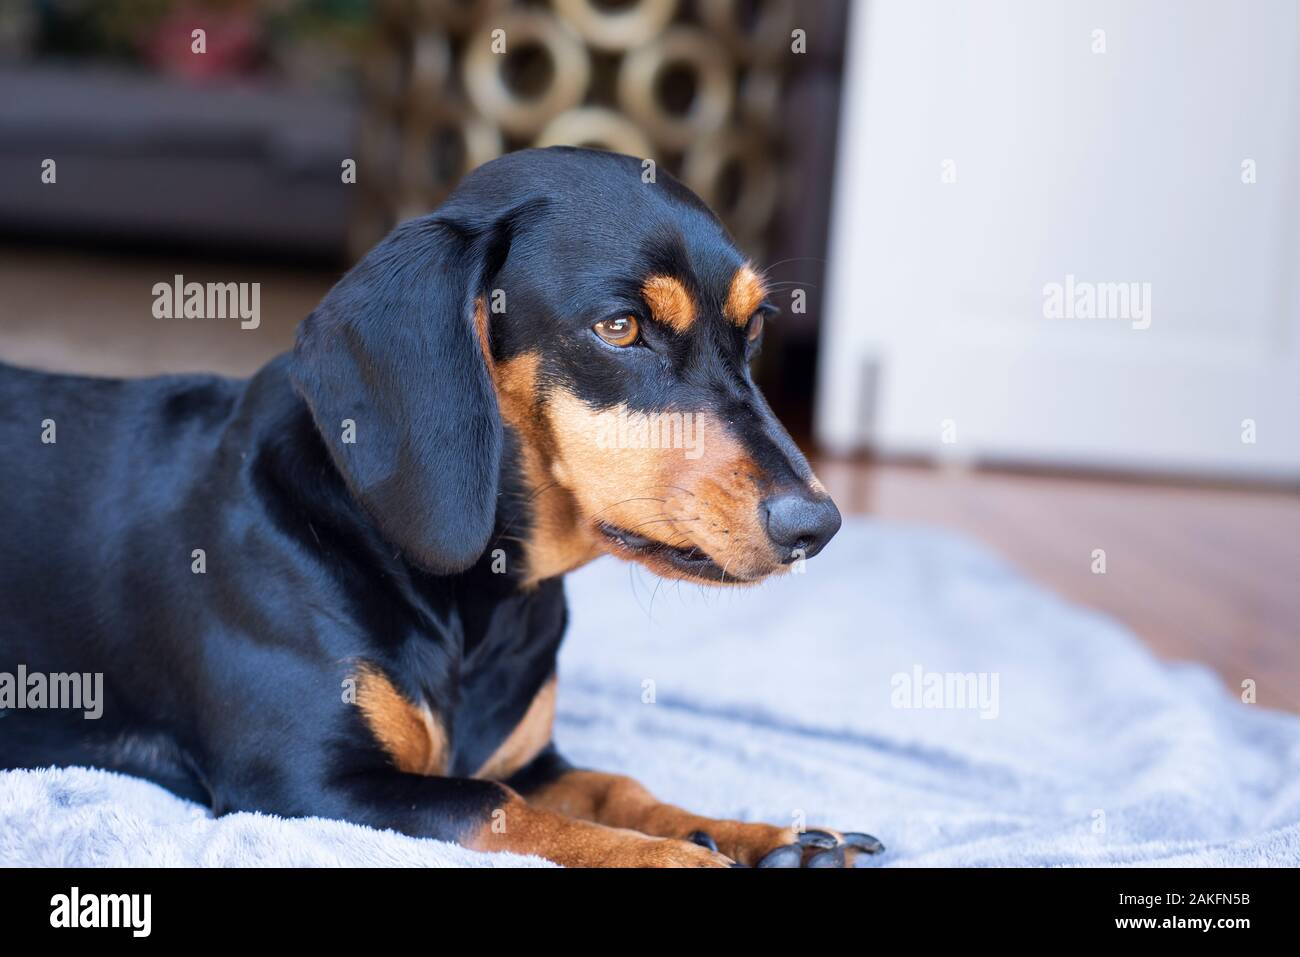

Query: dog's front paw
left=686, top=823, right=884, bottom=868
left=630, top=836, right=736, bottom=868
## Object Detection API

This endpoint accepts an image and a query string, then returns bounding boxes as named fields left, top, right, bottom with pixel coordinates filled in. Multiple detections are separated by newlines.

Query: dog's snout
left=762, top=492, right=842, bottom=562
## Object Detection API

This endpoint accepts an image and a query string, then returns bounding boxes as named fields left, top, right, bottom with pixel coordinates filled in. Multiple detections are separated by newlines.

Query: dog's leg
left=508, top=748, right=883, bottom=868
left=323, top=771, right=732, bottom=868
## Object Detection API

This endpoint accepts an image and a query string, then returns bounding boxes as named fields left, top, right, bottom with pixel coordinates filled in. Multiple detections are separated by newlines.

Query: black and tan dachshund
left=0, top=147, right=880, bottom=867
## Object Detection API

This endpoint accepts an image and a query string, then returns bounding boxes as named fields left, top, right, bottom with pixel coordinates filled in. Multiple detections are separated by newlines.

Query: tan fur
left=484, top=283, right=790, bottom=585
left=467, top=791, right=730, bottom=867
left=491, top=354, right=603, bottom=585
left=641, top=275, right=696, bottom=333
left=724, top=264, right=767, bottom=327
left=473, top=296, right=495, bottom=374
left=544, top=389, right=779, bottom=583
left=473, top=675, right=558, bottom=780
left=354, top=665, right=447, bottom=775
left=529, top=770, right=804, bottom=866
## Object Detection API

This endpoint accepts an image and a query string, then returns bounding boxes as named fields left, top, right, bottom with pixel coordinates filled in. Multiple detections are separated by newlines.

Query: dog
left=0, top=147, right=880, bottom=867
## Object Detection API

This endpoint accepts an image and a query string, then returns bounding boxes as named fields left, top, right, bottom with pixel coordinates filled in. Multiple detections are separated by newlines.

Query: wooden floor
left=0, top=247, right=324, bottom=379
left=817, top=459, right=1300, bottom=712
left=4, top=248, right=1298, bottom=712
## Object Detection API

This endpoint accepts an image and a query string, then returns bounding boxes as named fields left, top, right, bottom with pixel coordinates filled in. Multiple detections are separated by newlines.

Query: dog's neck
left=238, top=355, right=596, bottom=596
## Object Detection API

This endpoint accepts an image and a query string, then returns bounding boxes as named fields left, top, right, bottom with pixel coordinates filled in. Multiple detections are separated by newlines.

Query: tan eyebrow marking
left=724, top=264, right=767, bottom=327
left=641, top=275, right=696, bottom=333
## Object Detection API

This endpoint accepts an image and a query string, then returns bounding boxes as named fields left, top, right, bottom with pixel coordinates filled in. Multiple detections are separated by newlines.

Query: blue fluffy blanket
left=3, top=521, right=1297, bottom=866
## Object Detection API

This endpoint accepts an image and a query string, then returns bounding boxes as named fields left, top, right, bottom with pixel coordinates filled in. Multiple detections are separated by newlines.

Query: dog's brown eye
left=746, top=312, right=765, bottom=343
left=593, top=315, right=640, bottom=347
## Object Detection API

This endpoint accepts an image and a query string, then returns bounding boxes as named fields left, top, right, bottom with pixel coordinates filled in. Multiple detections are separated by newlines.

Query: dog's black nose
left=762, top=492, right=842, bottom=562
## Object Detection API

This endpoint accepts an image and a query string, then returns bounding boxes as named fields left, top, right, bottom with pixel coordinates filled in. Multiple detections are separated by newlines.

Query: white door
left=816, top=0, right=1300, bottom=480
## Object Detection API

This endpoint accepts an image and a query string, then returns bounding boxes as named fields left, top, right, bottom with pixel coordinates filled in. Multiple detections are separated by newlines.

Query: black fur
left=0, top=148, right=834, bottom=851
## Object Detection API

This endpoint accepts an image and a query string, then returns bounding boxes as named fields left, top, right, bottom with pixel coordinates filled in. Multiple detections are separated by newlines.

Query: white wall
left=817, top=0, right=1300, bottom=479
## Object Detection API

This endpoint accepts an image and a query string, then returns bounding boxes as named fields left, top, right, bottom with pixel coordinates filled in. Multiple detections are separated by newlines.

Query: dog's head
left=293, top=147, right=839, bottom=585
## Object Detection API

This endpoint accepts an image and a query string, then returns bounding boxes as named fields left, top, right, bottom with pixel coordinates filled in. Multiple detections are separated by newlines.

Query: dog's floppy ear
left=291, top=198, right=539, bottom=574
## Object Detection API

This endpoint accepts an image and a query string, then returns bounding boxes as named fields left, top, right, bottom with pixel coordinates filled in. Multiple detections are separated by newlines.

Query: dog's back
left=2, top=362, right=143, bottom=666
left=1, top=361, right=240, bottom=660
left=0, top=361, right=243, bottom=797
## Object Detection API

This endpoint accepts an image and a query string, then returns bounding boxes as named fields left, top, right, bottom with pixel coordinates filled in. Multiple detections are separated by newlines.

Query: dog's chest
left=444, top=577, right=567, bottom=779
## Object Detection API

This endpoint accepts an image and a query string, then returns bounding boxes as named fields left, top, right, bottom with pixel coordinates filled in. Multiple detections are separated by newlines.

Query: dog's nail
left=807, top=847, right=845, bottom=868
left=843, top=832, right=885, bottom=854
left=688, top=830, right=719, bottom=852
left=797, top=829, right=837, bottom=848
left=757, top=844, right=803, bottom=868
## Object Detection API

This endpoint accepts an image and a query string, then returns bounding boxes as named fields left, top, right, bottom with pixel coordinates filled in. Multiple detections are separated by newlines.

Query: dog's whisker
left=763, top=280, right=817, bottom=290
left=490, top=479, right=565, bottom=548
left=624, top=516, right=699, bottom=534
left=662, top=534, right=699, bottom=557
left=588, top=497, right=667, bottom=520
left=645, top=484, right=696, bottom=498
left=647, top=572, right=666, bottom=620
left=762, top=255, right=829, bottom=271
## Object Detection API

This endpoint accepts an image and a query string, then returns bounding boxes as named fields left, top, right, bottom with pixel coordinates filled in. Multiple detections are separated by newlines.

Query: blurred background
left=0, top=1, right=1297, bottom=707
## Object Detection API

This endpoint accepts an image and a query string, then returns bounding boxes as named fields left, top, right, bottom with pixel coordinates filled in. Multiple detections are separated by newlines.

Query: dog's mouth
left=596, top=522, right=745, bottom=583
